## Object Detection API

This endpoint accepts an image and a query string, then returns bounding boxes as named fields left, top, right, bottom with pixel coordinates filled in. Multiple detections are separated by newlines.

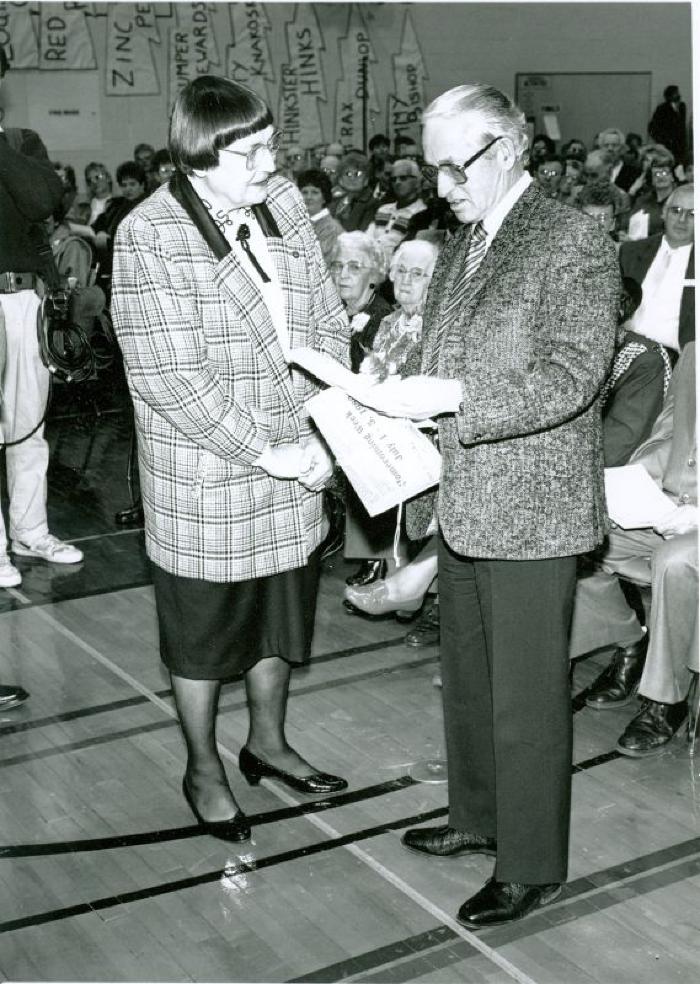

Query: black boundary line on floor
left=0, top=635, right=414, bottom=738
left=0, top=776, right=417, bottom=858
left=301, top=844, right=700, bottom=984
left=0, top=748, right=626, bottom=934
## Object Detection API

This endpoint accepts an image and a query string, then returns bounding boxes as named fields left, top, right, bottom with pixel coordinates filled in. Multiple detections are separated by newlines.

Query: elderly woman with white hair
left=342, top=238, right=440, bottom=593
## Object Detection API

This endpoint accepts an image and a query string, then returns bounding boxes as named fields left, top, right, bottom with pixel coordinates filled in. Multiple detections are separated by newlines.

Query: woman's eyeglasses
left=220, top=129, right=284, bottom=170
left=393, top=266, right=430, bottom=281
left=329, top=260, right=367, bottom=276
left=420, top=136, right=503, bottom=185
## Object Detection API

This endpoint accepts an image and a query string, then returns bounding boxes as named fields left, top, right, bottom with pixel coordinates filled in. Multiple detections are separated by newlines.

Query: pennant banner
left=277, top=4, right=326, bottom=151
left=175, top=2, right=219, bottom=74
left=387, top=12, right=427, bottom=146
left=39, top=2, right=97, bottom=70
left=0, top=1, right=39, bottom=69
left=334, top=4, right=380, bottom=151
left=168, top=26, right=197, bottom=111
left=226, top=1, right=275, bottom=105
left=105, top=3, right=161, bottom=95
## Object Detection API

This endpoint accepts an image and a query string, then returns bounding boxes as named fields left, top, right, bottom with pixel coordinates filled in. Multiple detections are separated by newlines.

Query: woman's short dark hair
left=169, top=75, right=273, bottom=174
left=116, top=160, right=146, bottom=187
left=296, top=169, right=332, bottom=205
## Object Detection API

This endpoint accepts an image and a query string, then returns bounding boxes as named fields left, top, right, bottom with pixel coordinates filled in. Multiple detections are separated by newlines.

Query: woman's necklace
left=200, top=197, right=252, bottom=234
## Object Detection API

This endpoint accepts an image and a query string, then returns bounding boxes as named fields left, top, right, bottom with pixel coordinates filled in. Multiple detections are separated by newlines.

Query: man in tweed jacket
left=363, top=83, right=620, bottom=926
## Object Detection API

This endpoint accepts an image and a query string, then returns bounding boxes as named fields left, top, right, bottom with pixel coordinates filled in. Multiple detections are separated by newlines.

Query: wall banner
left=39, top=2, right=97, bottom=70
left=105, top=3, right=161, bottom=96
left=277, top=4, right=326, bottom=151
left=334, top=4, right=380, bottom=151
left=175, top=2, right=219, bottom=74
left=226, top=2, right=275, bottom=105
left=387, top=11, right=427, bottom=147
left=0, top=2, right=39, bottom=69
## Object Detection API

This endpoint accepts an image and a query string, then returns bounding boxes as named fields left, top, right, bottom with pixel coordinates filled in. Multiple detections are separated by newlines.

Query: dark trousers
left=438, top=534, right=577, bottom=884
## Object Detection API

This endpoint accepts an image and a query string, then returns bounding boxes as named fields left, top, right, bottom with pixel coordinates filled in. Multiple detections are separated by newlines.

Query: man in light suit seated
left=569, top=343, right=698, bottom=755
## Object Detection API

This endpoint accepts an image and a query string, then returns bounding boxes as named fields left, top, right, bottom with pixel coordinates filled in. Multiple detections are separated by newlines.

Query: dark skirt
left=151, top=549, right=321, bottom=681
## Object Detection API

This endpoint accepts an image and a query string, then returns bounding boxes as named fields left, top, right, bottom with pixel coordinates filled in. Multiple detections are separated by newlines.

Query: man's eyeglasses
left=220, top=129, right=283, bottom=170
left=651, top=167, right=673, bottom=177
left=393, top=266, right=430, bottom=281
left=420, top=136, right=503, bottom=185
left=539, top=167, right=561, bottom=179
left=667, top=205, right=695, bottom=221
left=342, top=169, right=366, bottom=180
left=329, top=260, right=367, bottom=276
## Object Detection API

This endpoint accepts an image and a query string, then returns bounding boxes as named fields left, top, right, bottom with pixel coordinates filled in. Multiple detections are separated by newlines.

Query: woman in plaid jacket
left=111, top=77, right=351, bottom=841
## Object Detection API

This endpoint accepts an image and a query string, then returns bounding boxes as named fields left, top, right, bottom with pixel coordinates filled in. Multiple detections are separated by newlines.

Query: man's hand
left=653, top=504, right=698, bottom=538
left=358, top=375, right=463, bottom=420
left=256, top=443, right=303, bottom=479
left=298, top=433, right=334, bottom=491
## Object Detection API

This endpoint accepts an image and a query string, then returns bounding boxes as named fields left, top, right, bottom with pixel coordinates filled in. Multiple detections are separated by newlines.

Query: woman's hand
left=653, top=504, right=698, bottom=539
left=298, top=434, right=334, bottom=491
left=256, top=443, right=304, bottom=479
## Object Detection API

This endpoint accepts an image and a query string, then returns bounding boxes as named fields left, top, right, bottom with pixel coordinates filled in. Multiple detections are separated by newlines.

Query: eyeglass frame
left=392, top=265, right=431, bottom=281
left=328, top=260, right=370, bottom=276
left=420, top=135, right=503, bottom=185
left=219, top=129, right=284, bottom=170
left=666, top=205, right=695, bottom=221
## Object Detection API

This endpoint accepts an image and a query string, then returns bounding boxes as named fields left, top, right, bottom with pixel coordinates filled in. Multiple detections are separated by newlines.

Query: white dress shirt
left=629, top=237, right=692, bottom=351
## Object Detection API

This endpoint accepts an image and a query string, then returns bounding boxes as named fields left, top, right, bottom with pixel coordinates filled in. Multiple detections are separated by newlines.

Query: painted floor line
left=29, top=601, right=536, bottom=984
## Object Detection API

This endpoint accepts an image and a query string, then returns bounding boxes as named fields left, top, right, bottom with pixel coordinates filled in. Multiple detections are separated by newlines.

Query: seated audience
left=329, top=231, right=391, bottom=372
left=394, top=134, right=420, bottom=161
left=48, top=204, right=93, bottom=287
left=577, top=182, right=620, bottom=243
left=569, top=343, right=697, bottom=755
left=627, top=159, right=677, bottom=239
left=84, top=161, right=113, bottom=225
left=628, top=143, right=676, bottom=200
left=558, top=154, right=585, bottom=208
left=341, top=239, right=438, bottom=594
left=282, top=143, right=306, bottom=183
left=331, top=151, right=378, bottom=231
left=365, top=159, right=427, bottom=264
left=619, top=183, right=694, bottom=352
left=529, top=133, right=556, bottom=171
left=134, top=141, right=157, bottom=192
left=624, top=132, right=644, bottom=166
left=534, top=155, right=564, bottom=199
left=579, top=150, right=631, bottom=231
left=151, top=148, right=176, bottom=187
left=298, top=169, right=344, bottom=267
left=311, top=143, right=326, bottom=166
left=53, top=161, right=78, bottom=219
left=561, top=138, right=587, bottom=163
left=93, top=161, right=148, bottom=293
left=320, top=154, right=341, bottom=187
left=599, top=127, right=641, bottom=191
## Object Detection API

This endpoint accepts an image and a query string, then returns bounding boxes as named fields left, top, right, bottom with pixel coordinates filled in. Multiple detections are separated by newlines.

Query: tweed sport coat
left=111, top=175, right=350, bottom=582
left=418, top=182, right=620, bottom=560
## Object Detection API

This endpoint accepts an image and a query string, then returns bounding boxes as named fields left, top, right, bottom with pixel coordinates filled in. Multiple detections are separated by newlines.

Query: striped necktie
left=427, top=221, right=488, bottom=375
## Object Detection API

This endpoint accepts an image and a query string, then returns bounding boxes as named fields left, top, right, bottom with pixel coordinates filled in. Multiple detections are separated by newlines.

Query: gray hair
left=331, top=231, right=387, bottom=280
left=665, top=182, right=694, bottom=209
left=389, top=239, right=439, bottom=281
left=391, top=158, right=421, bottom=178
left=598, top=127, right=625, bottom=144
left=585, top=150, right=611, bottom=172
left=422, top=82, right=529, bottom=162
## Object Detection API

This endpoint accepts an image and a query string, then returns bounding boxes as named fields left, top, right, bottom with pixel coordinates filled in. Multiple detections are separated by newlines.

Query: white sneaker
left=12, top=534, right=84, bottom=565
left=0, top=555, right=22, bottom=588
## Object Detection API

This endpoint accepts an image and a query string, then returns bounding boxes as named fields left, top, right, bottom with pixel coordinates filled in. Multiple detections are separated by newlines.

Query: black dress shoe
left=115, top=503, right=144, bottom=526
left=584, top=635, right=648, bottom=709
left=457, top=878, right=561, bottom=928
left=401, top=824, right=496, bottom=858
left=345, top=559, right=386, bottom=587
left=0, top=683, right=29, bottom=710
left=239, top=746, right=348, bottom=794
left=616, top=698, right=687, bottom=757
left=405, top=598, right=440, bottom=648
left=182, top=778, right=251, bottom=842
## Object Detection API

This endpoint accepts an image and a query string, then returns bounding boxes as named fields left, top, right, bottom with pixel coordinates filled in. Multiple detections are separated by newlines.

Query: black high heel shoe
left=182, top=778, right=251, bottom=842
left=345, top=559, right=386, bottom=587
left=239, top=746, right=348, bottom=795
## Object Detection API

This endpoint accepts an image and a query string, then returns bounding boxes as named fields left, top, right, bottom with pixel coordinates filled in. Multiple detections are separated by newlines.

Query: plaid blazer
left=416, top=183, right=620, bottom=559
left=111, top=175, right=350, bottom=581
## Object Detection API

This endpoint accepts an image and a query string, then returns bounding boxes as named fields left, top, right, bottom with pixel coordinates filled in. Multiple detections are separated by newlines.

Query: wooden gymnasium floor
left=0, top=373, right=698, bottom=984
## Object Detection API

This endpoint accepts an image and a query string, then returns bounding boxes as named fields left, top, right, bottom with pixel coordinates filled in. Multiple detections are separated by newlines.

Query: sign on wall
left=0, top=1, right=39, bottom=69
left=277, top=4, right=326, bottom=152
left=105, top=3, right=161, bottom=96
left=387, top=11, right=427, bottom=147
left=39, top=2, right=97, bottom=71
left=26, top=69, right=101, bottom=149
left=226, top=2, right=275, bottom=106
left=334, top=4, right=380, bottom=150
